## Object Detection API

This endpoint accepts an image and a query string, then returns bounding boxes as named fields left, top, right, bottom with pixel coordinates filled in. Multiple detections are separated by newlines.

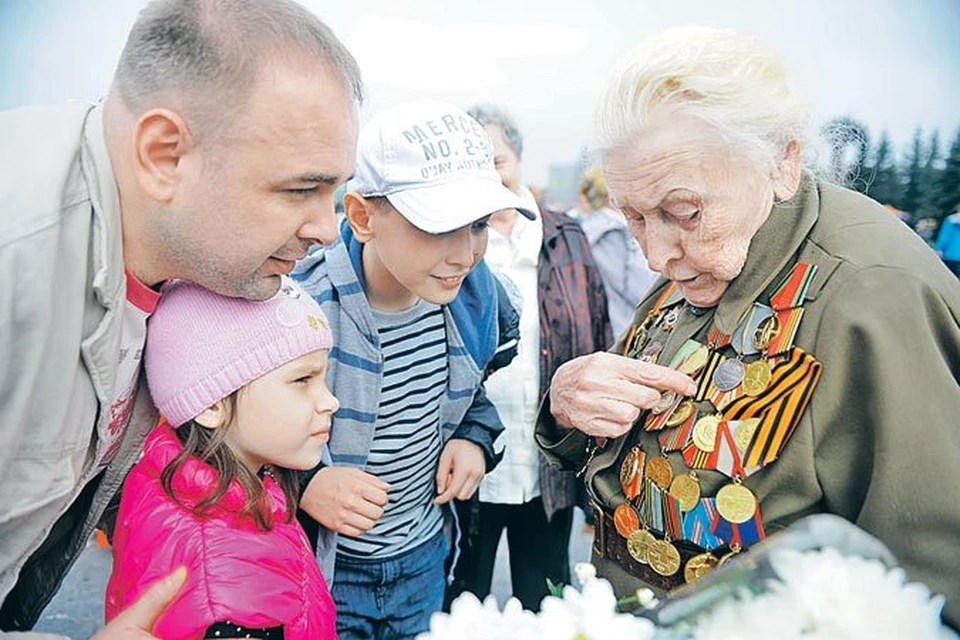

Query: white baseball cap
left=348, top=100, right=537, bottom=234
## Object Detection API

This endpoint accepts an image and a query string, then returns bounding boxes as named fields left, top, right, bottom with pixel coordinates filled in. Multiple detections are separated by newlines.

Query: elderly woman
left=536, top=26, right=960, bottom=628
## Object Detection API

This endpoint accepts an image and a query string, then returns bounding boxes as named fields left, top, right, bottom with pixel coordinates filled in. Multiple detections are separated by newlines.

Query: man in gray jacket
left=0, top=1, right=361, bottom=636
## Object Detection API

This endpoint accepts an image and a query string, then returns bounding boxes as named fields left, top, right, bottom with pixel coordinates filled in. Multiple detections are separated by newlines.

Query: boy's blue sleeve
left=451, top=385, right=505, bottom=472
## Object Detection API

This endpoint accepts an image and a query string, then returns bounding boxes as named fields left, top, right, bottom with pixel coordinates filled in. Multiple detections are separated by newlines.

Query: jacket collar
left=143, top=420, right=290, bottom=520
left=661, top=173, right=821, bottom=334
left=333, top=219, right=499, bottom=367
left=80, top=103, right=125, bottom=309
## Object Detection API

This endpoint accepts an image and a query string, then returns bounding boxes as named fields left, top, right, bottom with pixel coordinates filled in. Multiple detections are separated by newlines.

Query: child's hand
left=433, top=439, right=485, bottom=505
left=91, top=567, right=186, bottom=639
left=300, top=466, right=389, bottom=536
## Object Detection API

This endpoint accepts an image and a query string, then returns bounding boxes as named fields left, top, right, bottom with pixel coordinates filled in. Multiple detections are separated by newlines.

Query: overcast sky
left=1, top=0, right=958, bottom=185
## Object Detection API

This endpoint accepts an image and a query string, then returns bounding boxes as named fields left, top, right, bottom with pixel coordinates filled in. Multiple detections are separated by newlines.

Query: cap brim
left=385, top=175, right=537, bottom=235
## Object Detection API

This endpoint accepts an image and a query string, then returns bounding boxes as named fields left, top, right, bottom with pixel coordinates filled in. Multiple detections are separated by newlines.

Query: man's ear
left=344, top=192, right=376, bottom=243
left=133, top=108, right=193, bottom=203
left=193, top=400, right=228, bottom=430
left=773, top=139, right=803, bottom=202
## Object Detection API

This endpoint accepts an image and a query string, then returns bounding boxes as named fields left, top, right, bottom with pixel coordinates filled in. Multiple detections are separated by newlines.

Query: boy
left=294, top=100, right=534, bottom=639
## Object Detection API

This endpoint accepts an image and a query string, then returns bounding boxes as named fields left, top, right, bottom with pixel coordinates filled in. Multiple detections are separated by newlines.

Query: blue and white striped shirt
left=337, top=300, right=446, bottom=558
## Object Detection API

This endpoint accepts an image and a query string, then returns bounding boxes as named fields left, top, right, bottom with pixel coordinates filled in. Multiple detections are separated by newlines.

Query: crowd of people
left=1, top=1, right=958, bottom=639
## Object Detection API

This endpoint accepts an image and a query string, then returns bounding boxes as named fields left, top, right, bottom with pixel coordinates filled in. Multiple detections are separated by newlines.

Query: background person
left=575, top=166, right=658, bottom=337
left=446, top=104, right=611, bottom=611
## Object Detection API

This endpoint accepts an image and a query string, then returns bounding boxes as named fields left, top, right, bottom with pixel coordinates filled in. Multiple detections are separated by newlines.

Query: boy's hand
left=300, top=467, right=389, bottom=536
left=434, top=439, right=485, bottom=505
left=91, top=567, right=186, bottom=639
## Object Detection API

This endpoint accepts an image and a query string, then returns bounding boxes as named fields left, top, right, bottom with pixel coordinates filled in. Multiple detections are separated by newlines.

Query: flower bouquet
left=419, top=515, right=955, bottom=640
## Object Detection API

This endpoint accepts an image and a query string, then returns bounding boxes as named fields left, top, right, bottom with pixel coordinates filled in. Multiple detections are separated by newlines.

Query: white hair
left=594, top=26, right=809, bottom=171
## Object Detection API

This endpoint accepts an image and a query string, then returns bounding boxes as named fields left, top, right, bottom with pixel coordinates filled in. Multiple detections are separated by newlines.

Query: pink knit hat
left=145, top=277, right=334, bottom=427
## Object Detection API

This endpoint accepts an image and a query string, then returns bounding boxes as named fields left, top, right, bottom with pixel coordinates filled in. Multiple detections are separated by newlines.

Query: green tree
left=934, top=128, right=960, bottom=223
left=865, top=131, right=900, bottom=207
left=900, top=127, right=924, bottom=216
left=916, top=130, right=942, bottom=220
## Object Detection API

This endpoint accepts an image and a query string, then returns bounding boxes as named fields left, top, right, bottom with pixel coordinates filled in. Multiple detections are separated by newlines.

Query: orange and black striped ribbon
left=722, top=347, right=823, bottom=469
left=694, top=351, right=725, bottom=401
left=681, top=433, right=721, bottom=470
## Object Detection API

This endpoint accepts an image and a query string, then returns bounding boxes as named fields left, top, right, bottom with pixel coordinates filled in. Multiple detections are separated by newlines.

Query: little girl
left=105, top=277, right=339, bottom=640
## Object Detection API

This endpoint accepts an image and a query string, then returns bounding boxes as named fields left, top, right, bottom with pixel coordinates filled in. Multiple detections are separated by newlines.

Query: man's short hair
left=113, top=0, right=363, bottom=137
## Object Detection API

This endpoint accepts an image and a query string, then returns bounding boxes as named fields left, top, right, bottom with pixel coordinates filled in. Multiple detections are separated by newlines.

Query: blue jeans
left=333, top=530, right=448, bottom=640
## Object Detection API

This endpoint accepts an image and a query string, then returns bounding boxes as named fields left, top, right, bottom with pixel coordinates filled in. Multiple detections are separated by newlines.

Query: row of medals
left=611, top=303, right=783, bottom=584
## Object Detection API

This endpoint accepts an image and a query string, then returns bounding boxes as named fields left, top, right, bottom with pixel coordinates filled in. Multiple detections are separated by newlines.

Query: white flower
left=770, top=548, right=946, bottom=640
left=537, top=578, right=656, bottom=640
left=574, top=562, right=597, bottom=585
left=690, top=548, right=948, bottom=640
left=635, top=587, right=659, bottom=610
left=416, top=592, right=539, bottom=640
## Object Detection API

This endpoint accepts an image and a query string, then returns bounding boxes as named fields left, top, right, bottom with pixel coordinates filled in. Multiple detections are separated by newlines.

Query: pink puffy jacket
left=105, top=421, right=337, bottom=639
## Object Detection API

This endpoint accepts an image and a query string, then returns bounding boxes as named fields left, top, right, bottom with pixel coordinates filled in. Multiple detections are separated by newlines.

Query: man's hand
left=91, top=567, right=186, bottom=639
left=434, top=439, right=486, bottom=505
left=300, top=466, right=389, bottom=536
left=549, top=352, right=697, bottom=439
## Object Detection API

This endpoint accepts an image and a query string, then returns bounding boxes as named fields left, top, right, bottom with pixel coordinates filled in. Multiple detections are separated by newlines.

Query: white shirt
left=479, top=188, right=544, bottom=504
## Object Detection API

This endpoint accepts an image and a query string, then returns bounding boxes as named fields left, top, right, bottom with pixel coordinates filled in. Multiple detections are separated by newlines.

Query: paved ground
left=34, top=509, right=593, bottom=638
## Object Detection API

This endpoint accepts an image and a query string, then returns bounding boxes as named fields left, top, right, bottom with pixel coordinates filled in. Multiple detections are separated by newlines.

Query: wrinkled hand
left=300, top=466, right=389, bottom=536
left=434, top=439, right=485, bottom=505
left=549, top=352, right=697, bottom=439
left=91, top=567, right=186, bottom=639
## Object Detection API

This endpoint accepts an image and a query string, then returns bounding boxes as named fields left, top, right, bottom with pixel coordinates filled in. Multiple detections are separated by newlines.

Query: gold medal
left=684, top=552, right=720, bottom=584
left=645, top=455, right=674, bottom=490
left=613, top=503, right=641, bottom=538
left=734, top=418, right=760, bottom=452
left=651, top=390, right=677, bottom=415
left=692, top=414, right=721, bottom=452
left=753, top=314, right=781, bottom=352
left=716, top=482, right=758, bottom=524
left=742, top=359, right=772, bottom=396
left=647, top=538, right=682, bottom=577
left=668, top=472, right=701, bottom=512
left=665, top=399, right=694, bottom=428
left=627, top=528, right=656, bottom=565
left=679, top=344, right=710, bottom=376
left=619, top=447, right=645, bottom=501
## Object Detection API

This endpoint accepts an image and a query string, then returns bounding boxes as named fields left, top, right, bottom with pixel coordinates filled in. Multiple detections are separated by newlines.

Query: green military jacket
left=536, top=176, right=960, bottom=627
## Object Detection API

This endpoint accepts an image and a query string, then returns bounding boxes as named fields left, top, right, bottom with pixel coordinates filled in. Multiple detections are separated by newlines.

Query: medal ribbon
left=659, top=407, right=698, bottom=452
left=682, top=498, right=724, bottom=550
left=712, top=504, right=766, bottom=547
left=663, top=491, right=683, bottom=539
left=714, top=419, right=747, bottom=480
left=707, top=325, right=732, bottom=349
left=622, top=282, right=678, bottom=357
left=722, top=347, right=823, bottom=468
left=765, top=307, right=804, bottom=356
left=642, top=479, right=665, bottom=533
left=770, top=262, right=818, bottom=311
